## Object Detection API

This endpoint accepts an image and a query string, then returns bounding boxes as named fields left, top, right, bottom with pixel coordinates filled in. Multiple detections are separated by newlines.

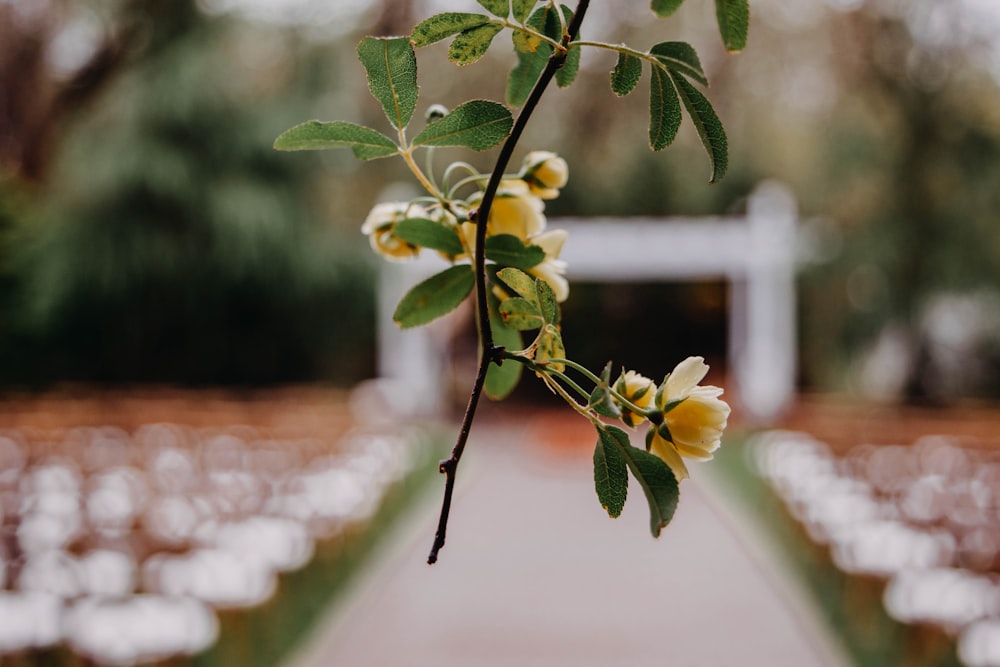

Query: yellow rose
left=646, top=356, right=730, bottom=481
left=470, top=179, right=546, bottom=239
left=361, top=202, right=427, bottom=262
left=616, top=370, right=656, bottom=427
left=528, top=229, right=569, bottom=302
left=460, top=187, right=570, bottom=302
left=521, top=151, right=568, bottom=200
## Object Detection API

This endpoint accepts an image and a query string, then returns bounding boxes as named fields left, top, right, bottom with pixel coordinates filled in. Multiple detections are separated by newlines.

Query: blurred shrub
left=0, top=5, right=378, bottom=386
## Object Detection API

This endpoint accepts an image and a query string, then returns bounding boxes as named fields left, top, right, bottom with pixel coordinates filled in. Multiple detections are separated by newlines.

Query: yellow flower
left=461, top=184, right=571, bottom=302
left=471, top=179, right=546, bottom=239
left=646, top=356, right=730, bottom=481
left=615, top=370, right=656, bottom=428
left=521, top=151, right=568, bottom=200
left=361, top=202, right=427, bottom=262
left=528, top=229, right=569, bottom=302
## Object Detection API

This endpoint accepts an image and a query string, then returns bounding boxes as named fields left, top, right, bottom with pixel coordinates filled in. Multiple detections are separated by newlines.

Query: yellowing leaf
left=448, top=23, right=504, bottom=66
left=412, top=13, right=494, bottom=47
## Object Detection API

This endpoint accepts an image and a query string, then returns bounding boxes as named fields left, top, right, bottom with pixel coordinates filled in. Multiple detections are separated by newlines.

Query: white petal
left=665, top=356, right=709, bottom=398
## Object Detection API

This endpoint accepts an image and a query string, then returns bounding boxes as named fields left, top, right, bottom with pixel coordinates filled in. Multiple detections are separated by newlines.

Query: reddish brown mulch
left=0, top=386, right=355, bottom=436
left=775, top=394, right=1000, bottom=454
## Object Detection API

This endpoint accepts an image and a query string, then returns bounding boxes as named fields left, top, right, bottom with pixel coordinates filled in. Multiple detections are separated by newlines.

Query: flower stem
left=427, top=0, right=591, bottom=565
left=400, top=147, right=443, bottom=201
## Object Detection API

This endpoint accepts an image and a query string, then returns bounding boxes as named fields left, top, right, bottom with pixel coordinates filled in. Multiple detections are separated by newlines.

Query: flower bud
left=479, top=179, right=547, bottom=239
left=615, top=370, right=656, bottom=428
left=426, top=104, right=449, bottom=122
left=520, top=151, right=568, bottom=200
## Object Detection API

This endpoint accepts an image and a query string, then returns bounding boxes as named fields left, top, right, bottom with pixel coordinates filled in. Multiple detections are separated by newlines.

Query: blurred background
left=1, top=0, right=998, bottom=400
left=1, top=0, right=1000, bottom=665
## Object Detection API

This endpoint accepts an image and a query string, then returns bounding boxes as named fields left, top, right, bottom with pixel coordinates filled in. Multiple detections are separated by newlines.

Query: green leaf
left=449, top=23, right=504, bottom=65
left=669, top=72, right=728, bottom=183
left=507, top=48, right=548, bottom=107
left=589, top=362, right=621, bottom=418
left=555, top=5, right=580, bottom=88
left=506, top=5, right=559, bottom=107
left=485, top=234, right=545, bottom=269
left=590, top=385, right=623, bottom=419
left=715, top=0, right=749, bottom=52
left=538, top=3, right=563, bottom=40
left=627, top=444, right=680, bottom=537
left=496, top=267, right=538, bottom=300
left=392, top=218, right=464, bottom=256
left=651, top=0, right=685, bottom=17
left=604, top=425, right=679, bottom=537
left=535, top=276, right=559, bottom=324
left=648, top=65, right=681, bottom=151
left=513, top=0, right=538, bottom=23
left=649, top=41, right=708, bottom=86
left=357, top=37, right=418, bottom=131
left=594, top=429, right=629, bottom=517
left=412, top=100, right=513, bottom=150
left=611, top=52, right=642, bottom=97
left=412, top=13, right=494, bottom=47
left=557, top=45, right=581, bottom=87
left=475, top=0, right=509, bottom=17
left=273, top=121, right=398, bottom=160
left=485, top=294, right=524, bottom=399
left=499, top=297, right=544, bottom=330
left=393, top=266, right=474, bottom=329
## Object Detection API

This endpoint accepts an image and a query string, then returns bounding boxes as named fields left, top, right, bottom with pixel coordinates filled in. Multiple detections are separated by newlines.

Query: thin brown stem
left=427, top=0, right=591, bottom=565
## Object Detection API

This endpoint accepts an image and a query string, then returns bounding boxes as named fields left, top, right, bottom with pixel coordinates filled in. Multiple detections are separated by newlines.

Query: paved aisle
left=285, top=416, right=848, bottom=667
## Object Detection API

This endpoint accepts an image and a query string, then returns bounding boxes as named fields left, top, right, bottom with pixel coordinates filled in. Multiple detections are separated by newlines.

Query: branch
left=427, top=0, right=591, bottom=564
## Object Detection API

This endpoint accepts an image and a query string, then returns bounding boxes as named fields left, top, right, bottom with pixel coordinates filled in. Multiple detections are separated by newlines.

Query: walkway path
left=284, top=412, right=850, bottom=667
